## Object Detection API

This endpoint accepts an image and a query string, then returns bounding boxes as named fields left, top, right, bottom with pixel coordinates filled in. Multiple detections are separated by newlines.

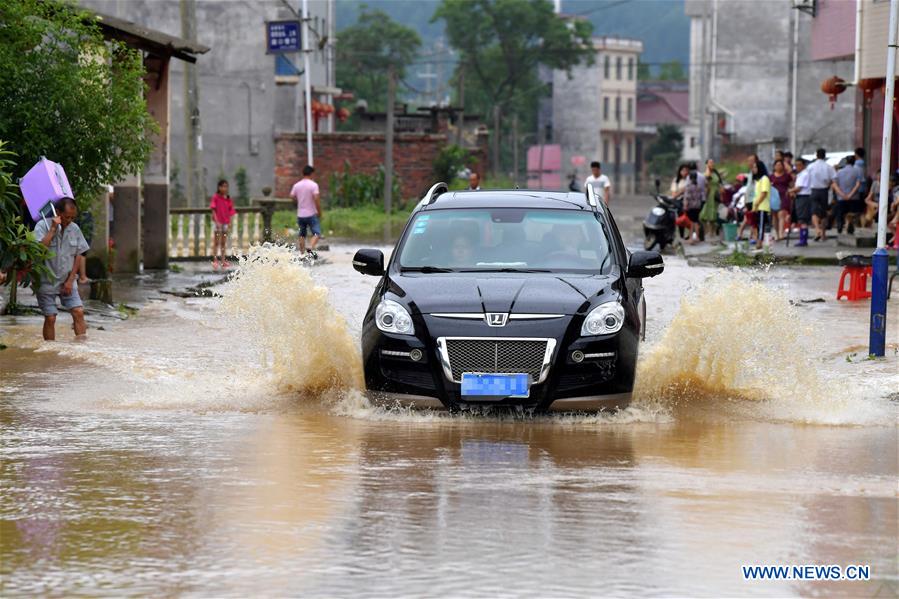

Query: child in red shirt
left=209, top=179, right=237, bottom=269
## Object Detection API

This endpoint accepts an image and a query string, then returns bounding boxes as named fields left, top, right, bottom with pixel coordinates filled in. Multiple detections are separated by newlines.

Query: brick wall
left=275, top=132, right=488, bottom=202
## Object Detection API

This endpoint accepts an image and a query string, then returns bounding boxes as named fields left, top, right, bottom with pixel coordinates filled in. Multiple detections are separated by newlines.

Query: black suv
left=352, top=184, right=664, bottom=412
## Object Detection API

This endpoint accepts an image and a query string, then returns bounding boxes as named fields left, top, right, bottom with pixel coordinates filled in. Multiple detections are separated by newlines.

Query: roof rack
left=585, top=182, right=598, bottom=208
left=422, top=182, right=449, bottom=205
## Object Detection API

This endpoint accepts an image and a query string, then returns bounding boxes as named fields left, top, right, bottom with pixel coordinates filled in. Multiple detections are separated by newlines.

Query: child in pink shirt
left=209, top=179, right=237, bottom=269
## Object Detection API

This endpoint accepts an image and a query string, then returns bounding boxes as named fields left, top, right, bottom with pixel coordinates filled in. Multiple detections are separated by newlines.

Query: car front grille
left=438, top=338, right=554, bottom=383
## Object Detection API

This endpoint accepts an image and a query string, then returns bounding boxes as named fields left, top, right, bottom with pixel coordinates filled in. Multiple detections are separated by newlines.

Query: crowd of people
left=666, top=147, right=899, bottom=248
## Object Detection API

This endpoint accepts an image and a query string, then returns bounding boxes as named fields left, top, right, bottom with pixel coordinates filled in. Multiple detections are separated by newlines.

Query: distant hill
left=335, top=0, right=689, bottom=98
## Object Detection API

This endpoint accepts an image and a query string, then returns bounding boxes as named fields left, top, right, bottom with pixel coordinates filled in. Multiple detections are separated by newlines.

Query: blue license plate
left=460, top=373, right=530, bottom=398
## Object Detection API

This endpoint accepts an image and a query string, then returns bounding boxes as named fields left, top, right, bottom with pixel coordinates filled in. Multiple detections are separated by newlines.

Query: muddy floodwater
left=1, top=245, right=897, bottom=597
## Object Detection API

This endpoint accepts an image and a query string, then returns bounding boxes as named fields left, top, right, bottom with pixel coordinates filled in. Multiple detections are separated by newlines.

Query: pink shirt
left=209, top=193, right=236, bottom=225
left=290, top=178, right=320, bottom=217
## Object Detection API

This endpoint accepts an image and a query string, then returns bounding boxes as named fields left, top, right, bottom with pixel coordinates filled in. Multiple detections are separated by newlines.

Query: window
left=398, top=208, right=613, bottom=273
left=603, top=96, right=609, bottom=120
left=615, top=96, right=621, bottom=121
left=627, top=97, right=633, bottom=122
left=690, top=137, right=696, bottom=148
left=628, top=57, right=634, bottom=80
left=604, top=55, right=610, bottom=79
left=603, top=139, right=610, bottom=162
left=616, top=56, right=622, bottom=80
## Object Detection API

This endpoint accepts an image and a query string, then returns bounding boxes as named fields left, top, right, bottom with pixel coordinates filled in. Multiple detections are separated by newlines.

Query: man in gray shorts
left=33, top=197, right=89, bottom=340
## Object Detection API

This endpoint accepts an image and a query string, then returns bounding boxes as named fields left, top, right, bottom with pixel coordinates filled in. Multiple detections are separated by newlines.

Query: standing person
left=290, top=165, right=323, bottom=259
left=806, top=148, right=836, bottom=241
left=468, top=172, right=481, bottom=191
left=669, top=164, right=689, bottom=198
left=789, top=158, right=812, bottom=246
left=831, top=156, right=862, bottom=234
left=783, top=151, right=795, bottom=174
left=584, top=161, right=612, bottom=203
left=853, top=147, right=869, bottom=201
left=751, top=160, right=771, bottom=244
left=32, top=198, right=89, bottom=341
left=683, top=171, right=704, bottom=244
left=769, top=159, right=792, bottom=241
left=209, top=179, right=236, bottom=270
left=698, top=158, right=722, bottom=242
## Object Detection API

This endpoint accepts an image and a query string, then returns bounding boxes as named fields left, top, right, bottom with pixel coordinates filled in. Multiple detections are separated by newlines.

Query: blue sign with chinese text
left=266, top=20, right=300, bottom=54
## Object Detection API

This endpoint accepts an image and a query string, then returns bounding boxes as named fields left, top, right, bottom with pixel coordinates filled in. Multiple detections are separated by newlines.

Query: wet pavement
left=1, top=244, right=897, bottom=597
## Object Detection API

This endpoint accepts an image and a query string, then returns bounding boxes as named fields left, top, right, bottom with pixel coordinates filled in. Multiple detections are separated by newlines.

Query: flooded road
left=1, top=245, right=897, bottom=597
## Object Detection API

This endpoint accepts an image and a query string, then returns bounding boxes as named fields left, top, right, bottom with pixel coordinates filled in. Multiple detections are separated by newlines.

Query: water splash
left=633, top=271, right=896, bottom=425
left=219, top=244, right=364, bottom=396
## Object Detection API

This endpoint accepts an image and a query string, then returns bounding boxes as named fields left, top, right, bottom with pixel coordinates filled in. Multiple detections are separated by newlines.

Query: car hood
left=389, top=272, right=621, bottom=315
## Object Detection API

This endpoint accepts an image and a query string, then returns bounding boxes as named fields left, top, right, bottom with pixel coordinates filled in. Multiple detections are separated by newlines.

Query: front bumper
left=367, top=390, right=632, bottom=412
left=362, top=314, right=638, bottom=412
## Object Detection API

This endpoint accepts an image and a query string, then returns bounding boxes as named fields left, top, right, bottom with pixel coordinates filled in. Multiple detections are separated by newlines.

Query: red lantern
left=857, top=78, right=883, bottom=106
left=337, top=107, right=350, bottom=122
left=821, top=76, right=847, bottom=109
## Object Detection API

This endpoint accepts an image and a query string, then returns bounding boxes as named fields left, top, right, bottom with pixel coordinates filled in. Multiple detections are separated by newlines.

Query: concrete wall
left=78, top=0, right=333, bottom=207
left=686, top=0, right=855, bottom=157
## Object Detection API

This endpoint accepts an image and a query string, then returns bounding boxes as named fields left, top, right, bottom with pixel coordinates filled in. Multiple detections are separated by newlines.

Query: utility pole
left=698, top=2, right=709, bottom=161
left=512, top=114, right=519, bottom=186
left=456, top=65, right=465, bottom=146
left=180, top=0, right=202, bottom=207
left=384, top=65, right=396, bottom=214
left=301, top=0, right=313, bottom=166
left=789, top=7, right=800, bottom=154
left=869, top=0, right=898, bottom=357
left=492, top=105, right=501, bottom=178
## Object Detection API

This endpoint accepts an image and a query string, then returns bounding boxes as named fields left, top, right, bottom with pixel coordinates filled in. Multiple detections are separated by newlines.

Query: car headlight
left=376, top=299, right=414, bottom=335
left=581, top=302, right=625, bottom=336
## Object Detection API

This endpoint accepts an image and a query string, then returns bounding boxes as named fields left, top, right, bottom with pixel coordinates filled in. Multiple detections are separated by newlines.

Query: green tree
left=0, top=0, right=157, bottom=210
left=434, top=0, right=594, bottom=176
left=657, top=59, right=687, bottom=81
left=637, top=60, right=652, bottom=80
left=0, top=141, right=51, bottom=314
left=645, top=124, right=684, bottom=178
left=336, top=7, right=422, bottom=114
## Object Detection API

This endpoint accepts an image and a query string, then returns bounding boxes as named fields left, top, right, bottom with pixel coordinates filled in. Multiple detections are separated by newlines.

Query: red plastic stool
left=836, top=265, right=872, bottom=301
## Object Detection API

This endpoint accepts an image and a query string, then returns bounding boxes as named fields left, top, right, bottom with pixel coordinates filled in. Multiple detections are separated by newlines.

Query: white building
left=552, top=36, right=642, bottom=194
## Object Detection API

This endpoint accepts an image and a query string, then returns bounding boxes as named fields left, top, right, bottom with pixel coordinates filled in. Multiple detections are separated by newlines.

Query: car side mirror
left=627, top=250, right=664, bottom=278
left=352, top=249, right=385, bottom=276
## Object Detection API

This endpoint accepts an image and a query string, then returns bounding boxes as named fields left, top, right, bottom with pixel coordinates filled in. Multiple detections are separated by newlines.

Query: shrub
left=433, top=144, right=471, bottom=183
left=327, top=161, right=401, bottom=209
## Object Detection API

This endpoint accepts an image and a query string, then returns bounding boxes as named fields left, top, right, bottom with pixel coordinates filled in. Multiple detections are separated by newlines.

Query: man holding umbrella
left=33, top=197, right=89, bottom=340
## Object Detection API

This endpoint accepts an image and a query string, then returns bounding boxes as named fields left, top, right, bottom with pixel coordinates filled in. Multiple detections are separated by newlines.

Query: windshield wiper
left=459, top=267, right=553, bottom=273
left=401, top=266, right=455, bottom=273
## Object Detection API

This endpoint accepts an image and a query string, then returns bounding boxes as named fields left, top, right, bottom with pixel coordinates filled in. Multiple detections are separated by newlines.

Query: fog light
left=571, top=350, right=585, bottom=363
left=409, top=348, right=423, bottom=362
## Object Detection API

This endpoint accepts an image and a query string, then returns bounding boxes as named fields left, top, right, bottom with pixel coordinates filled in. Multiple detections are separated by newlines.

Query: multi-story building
left=552, top=36, right=642, bottom=194
left=684, top=0, right=854, bottom=162
left=77, top=0, right=336, bottom=206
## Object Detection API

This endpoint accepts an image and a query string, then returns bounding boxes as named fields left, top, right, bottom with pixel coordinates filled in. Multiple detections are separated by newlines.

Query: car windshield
left=398, top=208, right=614, bottom=273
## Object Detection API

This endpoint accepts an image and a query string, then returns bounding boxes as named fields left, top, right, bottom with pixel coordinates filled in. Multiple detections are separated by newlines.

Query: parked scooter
left=643, top=179, right=682, bottom=252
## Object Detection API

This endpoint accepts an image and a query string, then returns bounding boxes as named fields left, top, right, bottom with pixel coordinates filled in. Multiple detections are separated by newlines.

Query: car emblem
left=485, top=313, right=508, bottom=327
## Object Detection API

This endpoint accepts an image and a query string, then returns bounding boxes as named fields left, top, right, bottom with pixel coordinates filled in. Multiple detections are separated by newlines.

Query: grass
left=271, top=204, right=416, bottom=242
